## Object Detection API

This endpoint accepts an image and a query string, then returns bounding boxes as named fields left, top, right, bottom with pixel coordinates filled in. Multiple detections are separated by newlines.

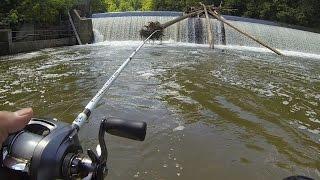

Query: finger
left=0, top=108, right=33, bottom=133
left=0, top=127, right=8, bottom=146
left=10, top=108, right=33, bottom=133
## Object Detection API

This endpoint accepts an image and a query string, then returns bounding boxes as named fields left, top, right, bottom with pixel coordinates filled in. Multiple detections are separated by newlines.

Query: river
left=0, top=42, right=319, bottom=179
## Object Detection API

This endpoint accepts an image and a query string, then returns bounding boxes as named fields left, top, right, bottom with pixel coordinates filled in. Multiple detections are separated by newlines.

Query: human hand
left=0, top=108, right=33, bottom=147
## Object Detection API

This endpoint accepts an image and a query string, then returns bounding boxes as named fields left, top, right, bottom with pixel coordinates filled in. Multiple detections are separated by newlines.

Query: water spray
left=0, top=30, right=160, bottom=180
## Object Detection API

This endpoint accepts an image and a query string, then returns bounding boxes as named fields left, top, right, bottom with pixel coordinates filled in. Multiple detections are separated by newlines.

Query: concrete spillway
left=92, top=11, right=320, bottom=55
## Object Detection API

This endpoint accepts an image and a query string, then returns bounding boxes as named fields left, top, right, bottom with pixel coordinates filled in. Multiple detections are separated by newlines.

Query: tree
left=141, top=0, right=154, bottom=11
left=119, top=0, right=134, bottom=11
left=106, top=0, right=119, bottom=12
left=129, top=0, right=142, bottom=10
left=91, top=0, right=107, bottom=12
left=0, top=0, right=77, bottom=27
left=1, top=0, right=319, bottom=30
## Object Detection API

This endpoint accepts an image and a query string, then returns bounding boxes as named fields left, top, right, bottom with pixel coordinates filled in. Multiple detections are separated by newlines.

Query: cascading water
left=92, top=11, right=223, bottom=44
left=224, top=20, right=320, bottom=54
left=92, top=11, right=320, bottom=55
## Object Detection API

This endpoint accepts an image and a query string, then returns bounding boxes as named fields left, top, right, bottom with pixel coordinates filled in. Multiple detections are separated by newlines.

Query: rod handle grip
left=104, top=118, right=147, bottom=141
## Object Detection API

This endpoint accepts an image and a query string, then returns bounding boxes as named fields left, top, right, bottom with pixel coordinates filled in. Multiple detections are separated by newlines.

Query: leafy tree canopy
left=1, top=0, right=319, bottom=29
left=0, top=0, right=77, bottom=28
left=96, top=0, right=320, bottom=29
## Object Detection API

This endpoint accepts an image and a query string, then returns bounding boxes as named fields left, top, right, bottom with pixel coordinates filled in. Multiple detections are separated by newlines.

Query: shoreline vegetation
left=1, top=0, right=319, bottom=31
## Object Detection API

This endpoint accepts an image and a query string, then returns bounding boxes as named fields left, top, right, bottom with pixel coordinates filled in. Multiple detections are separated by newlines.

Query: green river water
left=0, top=42, right=319, bottom=179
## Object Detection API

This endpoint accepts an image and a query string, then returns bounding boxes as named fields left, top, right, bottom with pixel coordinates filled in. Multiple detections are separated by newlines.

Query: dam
left=92, top=11, right=320, bottom=56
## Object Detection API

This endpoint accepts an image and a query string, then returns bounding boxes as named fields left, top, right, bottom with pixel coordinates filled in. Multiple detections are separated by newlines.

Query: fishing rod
left=73, top=30, right=160, bottom=130
left=0, top=30, right=160, bottom=180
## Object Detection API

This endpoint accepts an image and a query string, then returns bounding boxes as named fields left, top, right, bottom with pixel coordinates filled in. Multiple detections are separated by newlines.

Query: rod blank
left=72, top=30, right=160, bottom=130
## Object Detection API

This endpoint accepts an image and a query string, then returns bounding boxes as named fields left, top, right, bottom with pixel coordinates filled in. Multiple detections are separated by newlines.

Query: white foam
left=10, top=80, right=20, bottom=86
left=309, top=118, right=320, bottom=124
left=36, top=64, right=58, bottom=71
left=3, top=101, right=14, bottom=106
left=11, top=89, right=23, bottom=95
left=298, top=125, right=307, bottom=130
left=43, top=73, right=70, bottom=79
left=173, top=125, right=185, bottom=131
left=0, top=89, right=8, bottom=93
left=91, top=40, right=142, bottom=47
left=282, top=101, right=290, bottom=105
left=6, top=51, right=42, bottom=61
left=139, top=72, right=154, bottom=78
left=93, top=29, right=104, bottom=43
left=216, top=45, right=320, bottom=60
left=308, top=129, right=320, bottom=135
left=306, top=111, right=317, bottom=116
left=282, top=50, right=320, bottom=60
left=91, top=41, right=320, bottom=60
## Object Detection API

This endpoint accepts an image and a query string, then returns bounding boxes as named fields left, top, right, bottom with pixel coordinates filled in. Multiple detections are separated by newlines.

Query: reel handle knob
left=104, top=118, right=147, bottom=141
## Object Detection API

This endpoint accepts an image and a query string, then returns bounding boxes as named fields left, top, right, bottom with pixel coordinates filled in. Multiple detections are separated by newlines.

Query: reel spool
left=0, top=117, right=146, bottom=180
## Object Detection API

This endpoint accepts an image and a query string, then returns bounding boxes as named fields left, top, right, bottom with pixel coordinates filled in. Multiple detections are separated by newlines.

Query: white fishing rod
left=72, top=30, right=160, bottom=130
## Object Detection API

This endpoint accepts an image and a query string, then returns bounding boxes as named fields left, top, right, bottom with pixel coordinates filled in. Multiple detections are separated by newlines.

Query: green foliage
left=0, top=9, right=21, bottom=28
left=239, top=0, right=320, bottom=28
left=91, top=0, right=107, bottom=12
left=0, top=0, right=77, bottom=28
left=119, top=0, right=134, bottom=11
left=105, top=0, right=319, bottom=29
left=130, top=0, right=142, bottom=10
left=1, top=0, right=319, bottom=29
left=106, top=0, right=119, bottom=11
left=7, top=10, right=20, bottom=25
left=141, top=0, right=154, bottom=11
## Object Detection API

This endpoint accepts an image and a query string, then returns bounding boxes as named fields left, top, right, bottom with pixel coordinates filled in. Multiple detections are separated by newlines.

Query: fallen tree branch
left=208, top=8, right=282, bottom=55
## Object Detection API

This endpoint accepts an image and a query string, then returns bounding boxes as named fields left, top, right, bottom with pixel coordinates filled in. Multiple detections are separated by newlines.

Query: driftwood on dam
left=139, top=3, right=282, bottom=55
left=139, top=21, right=163, bottom=41
left=207, top=8, right=282, bottom=55
left=200, top=2, right=214, bottom=49
left=139, top=10, right=204, bottom=41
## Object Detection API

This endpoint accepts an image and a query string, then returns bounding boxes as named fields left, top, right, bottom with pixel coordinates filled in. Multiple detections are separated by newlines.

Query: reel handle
left=78, top=118, right=147, bottom=180
left=103, top=118, right=147, bottom=141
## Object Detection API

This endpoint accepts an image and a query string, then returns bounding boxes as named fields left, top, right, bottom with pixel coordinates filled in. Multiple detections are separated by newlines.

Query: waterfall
left=93, top=16, right=180, bottom=41
left=224, top=20, right=320, bottom=54
left=92, top=11, right=320, bottom=55
left=92, top=12, right=222, bottom=44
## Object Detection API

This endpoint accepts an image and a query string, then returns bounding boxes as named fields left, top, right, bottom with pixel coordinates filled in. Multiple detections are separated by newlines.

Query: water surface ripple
left=0, top=42, right=319, bottom=179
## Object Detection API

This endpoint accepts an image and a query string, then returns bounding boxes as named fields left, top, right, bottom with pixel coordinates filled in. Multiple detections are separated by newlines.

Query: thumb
left=0, top=108, right=33, bottom=133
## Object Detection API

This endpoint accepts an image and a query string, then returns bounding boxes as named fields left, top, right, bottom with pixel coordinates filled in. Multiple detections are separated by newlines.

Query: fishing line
left=55, top=82, right=98, bottom=119
left=72, top=30, right=160, bottom=130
